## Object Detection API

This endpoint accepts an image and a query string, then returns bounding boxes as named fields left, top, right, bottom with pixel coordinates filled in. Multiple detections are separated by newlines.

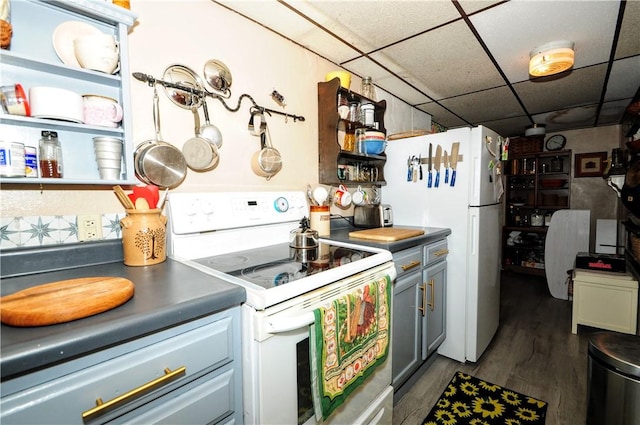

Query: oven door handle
left=265, top=312, right=315, bottom=334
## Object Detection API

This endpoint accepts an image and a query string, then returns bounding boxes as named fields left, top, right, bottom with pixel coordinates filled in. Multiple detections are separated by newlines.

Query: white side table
left=572, top=270, right=638, bottom=335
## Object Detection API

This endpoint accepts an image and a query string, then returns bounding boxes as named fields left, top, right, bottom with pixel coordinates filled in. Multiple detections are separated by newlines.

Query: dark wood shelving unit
left=502, top=149, right=572, bottom=275
left=318, top=78, right=387, bottom=186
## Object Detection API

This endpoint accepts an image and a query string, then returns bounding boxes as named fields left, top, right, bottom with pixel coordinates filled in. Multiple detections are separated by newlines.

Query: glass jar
left=343, top=121, right=356, bottom=152
left=361, top=76, right=376, bottom=101
left=550, top=156, right=563, bottom=172
left=531, top=209, right=544, bottom=227
left=39, top=130, right=63, bottom=178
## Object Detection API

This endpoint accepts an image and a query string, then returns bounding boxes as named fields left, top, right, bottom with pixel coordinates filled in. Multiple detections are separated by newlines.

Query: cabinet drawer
left=424, top=239, right=448, bottom=266
left=393, top=247, right=422, bottom=278
left=1, top=315, right=235, bottom=424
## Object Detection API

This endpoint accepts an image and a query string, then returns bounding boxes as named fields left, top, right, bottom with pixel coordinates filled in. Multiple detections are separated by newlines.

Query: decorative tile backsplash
left=0, top=213, right=124, bottom=249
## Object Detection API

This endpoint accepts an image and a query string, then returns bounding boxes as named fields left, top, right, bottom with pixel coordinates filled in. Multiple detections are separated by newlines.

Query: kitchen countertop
left=327, top=224, right=451, bottom=252
left=0, top=241, right=245, bottom=381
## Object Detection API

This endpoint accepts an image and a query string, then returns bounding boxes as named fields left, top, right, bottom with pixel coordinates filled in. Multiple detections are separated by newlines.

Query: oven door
left=242, top=264, right=395, bottom=425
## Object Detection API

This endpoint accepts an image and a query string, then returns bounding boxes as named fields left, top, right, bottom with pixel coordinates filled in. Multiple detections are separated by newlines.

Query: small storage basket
left=509, top=136, right=544, bottom=155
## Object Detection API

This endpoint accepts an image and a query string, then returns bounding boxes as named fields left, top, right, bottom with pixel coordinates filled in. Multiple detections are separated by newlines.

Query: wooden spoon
left=113, top=185, right=135, bottom=209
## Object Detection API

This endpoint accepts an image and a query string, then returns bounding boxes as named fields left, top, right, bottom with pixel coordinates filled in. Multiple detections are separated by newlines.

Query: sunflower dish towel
left=423, top=371, right=548, bottom=425
left=310, top=275, right=391, bottom=421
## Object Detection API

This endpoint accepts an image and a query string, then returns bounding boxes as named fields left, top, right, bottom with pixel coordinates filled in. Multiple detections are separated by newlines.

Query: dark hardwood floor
left=392, top=271, right=601, bottom=425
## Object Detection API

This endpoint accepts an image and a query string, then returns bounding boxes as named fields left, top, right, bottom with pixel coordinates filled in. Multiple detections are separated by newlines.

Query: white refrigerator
left=382, top=126, right=502, bottom=362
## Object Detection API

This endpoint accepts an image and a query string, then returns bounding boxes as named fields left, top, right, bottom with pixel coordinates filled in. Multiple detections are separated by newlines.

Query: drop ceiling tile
left=372, top=20, right=505, bottom=100
left=458, top=1, right=504, bottom=15
left=470, top=1, right=619, bottom=84
left=343, top=57, right=432, bottom=105
left=533, top=105, right=598, bottom=133
left=215, top=0, right=361, bottom=63
left=598, top=98, right=634, bottom=125
left=607, top=56, right=640, bottom=101
left=615, top=0, right=640, bottom=59
left=416, top=102, right=468, bottom=129
left=438, top=86, right=525, bottom=125
left=514, top=65, right=608, bottom=115
left=481, top=116, right=533, bottom=138
left=301, top=1, right=461, bottom=52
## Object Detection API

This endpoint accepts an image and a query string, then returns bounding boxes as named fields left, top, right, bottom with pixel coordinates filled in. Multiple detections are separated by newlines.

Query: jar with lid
left=531, top=209, right=544, bottom=226
left=361, top=76, right=376, bottom=101
left=39, top=130, right=63, bottom=178
left=550, top=156, right=563, bottom=172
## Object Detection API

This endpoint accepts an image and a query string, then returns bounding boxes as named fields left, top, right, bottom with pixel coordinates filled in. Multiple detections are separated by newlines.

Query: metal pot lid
left=162, top=64, right=204, bottom=109
left=139, top=143, right=187, bottom=188
left=588, top=332, right=640, bottom=378
left=203, top=59, right=232, bottom=93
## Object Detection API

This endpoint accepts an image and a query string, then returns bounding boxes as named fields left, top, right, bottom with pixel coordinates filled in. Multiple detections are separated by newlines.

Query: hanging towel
left=310, top=274, right=391, bottom=421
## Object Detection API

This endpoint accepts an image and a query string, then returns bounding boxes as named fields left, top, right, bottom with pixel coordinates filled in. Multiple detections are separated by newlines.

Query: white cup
left=352, top=186, right=367, bottom=206
left=334, top=184, right=352, bottom=208
left=84, top=95, right=123, bottom=127
left=73, top=34, right=120, bottom=74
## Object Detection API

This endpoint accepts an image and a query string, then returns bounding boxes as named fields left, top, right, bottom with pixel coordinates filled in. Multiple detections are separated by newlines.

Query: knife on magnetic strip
left=443, top=150, right=449, bottom=183
left=434, top=145, right=442, bottom=187
left=450, top=142, right=460, bottom=187
left=427, top=143, right=433, bottom=188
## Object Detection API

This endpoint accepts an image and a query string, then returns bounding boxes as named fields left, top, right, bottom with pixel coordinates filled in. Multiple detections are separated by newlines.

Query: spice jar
left=531, top=210, right=544, bottom=227
left=39, top=130, right=63, bottom=178
left=361, top=76, right=376, bottom=101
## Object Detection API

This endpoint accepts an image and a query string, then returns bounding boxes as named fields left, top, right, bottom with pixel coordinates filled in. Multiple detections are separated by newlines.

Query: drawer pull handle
left=401, top=260, right=421, bottom=271
left=81, top=366, right=187, bottom=420
left=433, top=249, right=449, bottom=257
left=427, top=279, right=435, bottom=311
left=418, top=283, right=427, bottom=317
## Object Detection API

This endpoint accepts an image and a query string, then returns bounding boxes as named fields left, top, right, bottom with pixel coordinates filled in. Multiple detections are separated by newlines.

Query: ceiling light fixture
left=529, top=40, right=575, bottom=77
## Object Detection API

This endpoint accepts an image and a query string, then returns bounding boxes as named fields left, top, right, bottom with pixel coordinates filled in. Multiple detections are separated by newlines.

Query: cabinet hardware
left=434, top=249, right=449, bottom=257
left=81, top=366, right=186, bottom=420
left=427, top=279, right=435, bottom=311
left=418, top=283, right=427, bottom=317
left=401, top=260, right=421, bottom=271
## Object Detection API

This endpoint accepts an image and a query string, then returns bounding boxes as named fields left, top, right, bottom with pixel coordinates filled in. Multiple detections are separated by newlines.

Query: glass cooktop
left=194, top=242, right=375, bottom=289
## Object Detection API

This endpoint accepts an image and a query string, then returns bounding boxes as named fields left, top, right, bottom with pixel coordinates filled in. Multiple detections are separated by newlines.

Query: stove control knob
left=274, top=196, right=289, bottom=213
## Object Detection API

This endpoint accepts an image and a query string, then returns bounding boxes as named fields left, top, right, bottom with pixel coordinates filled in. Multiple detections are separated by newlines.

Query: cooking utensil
left=412, top=156, right=418, bottom=182
left=203, top=59, right=232, bottom=94
left=182, top=106, right=219, bottom=171
left=450, top=142, right=460, bottom=187
left=134, top=87, right=187, bottom=189
left=444, top=150, right=449, bottom=184
left=161, top=64, right=204, bottom=109
left=132, top=185, right=155, bottom=209
left=419, top=154, right=423, bottom=180
left=434, top=145, right=442, bottom=187
left=200, top=99, right=223, bottom=148
left=427, top=143, right=433, bottom=188
left=0, top=277, right=134, bottom=327
left=312, top=186, right=329, bottom=206
left=251, top=121, right=282, bottom=180
left=113, top=185, right=135, bottom=209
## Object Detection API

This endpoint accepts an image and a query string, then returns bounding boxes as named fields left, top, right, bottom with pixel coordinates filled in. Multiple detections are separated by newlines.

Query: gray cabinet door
left=392, top=270, right=422, bottom=389
left=423, top=260, right=447, bottom=359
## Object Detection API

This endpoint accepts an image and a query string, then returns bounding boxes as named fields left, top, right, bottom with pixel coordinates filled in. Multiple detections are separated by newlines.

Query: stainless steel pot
left=134, top=87, right=187, bottom=189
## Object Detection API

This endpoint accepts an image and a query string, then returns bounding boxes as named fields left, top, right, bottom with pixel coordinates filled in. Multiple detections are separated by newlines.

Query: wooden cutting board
left=0, top=277, right=135, bottom=327
left=349, top=227, right=425, bottom=242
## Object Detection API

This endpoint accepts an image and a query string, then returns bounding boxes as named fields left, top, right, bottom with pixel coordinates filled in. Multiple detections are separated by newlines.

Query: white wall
left=0, top=0, right=430, bottom=218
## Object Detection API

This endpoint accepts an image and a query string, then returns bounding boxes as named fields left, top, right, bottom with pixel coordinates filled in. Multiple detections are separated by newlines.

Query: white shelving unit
left=0, top=0, right=137, bottom=185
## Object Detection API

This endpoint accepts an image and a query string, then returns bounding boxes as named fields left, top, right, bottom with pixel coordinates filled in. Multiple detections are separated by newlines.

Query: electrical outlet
left=78, top=214, right=103, bottom=241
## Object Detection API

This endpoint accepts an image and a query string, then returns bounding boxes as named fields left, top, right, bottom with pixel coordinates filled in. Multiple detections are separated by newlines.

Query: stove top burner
left=194, top=242, right=375, bottom=289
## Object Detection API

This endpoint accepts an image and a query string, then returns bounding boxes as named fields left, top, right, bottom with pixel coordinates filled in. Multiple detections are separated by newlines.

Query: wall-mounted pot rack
left=132, top=72, right=305, bottom=123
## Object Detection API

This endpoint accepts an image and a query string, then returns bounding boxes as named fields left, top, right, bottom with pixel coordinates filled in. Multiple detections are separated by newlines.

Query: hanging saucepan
left=250, top=112, right=282, bottom=180
left=161, top=64, right=204, bottom=109
left=182, top=105, right=219, bottom=171
left=200, top=98, right=223, bottom=148
left=203, top=59, right=232, bottom=96
left=134, top=87, right=187, bottom=189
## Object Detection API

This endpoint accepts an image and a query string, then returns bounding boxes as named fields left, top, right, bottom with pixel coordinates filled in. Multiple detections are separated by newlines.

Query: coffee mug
left=352, top=185, right=367, bottom=206
left=73, top=34, right=120, bottom=74
left=83, top=95, right=123, bottom=127
left=334, top=184, right=352, bottom=208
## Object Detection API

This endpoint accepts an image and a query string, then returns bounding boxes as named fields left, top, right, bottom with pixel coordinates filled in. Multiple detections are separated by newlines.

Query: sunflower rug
left=422, top=371, right=548, bottom=425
